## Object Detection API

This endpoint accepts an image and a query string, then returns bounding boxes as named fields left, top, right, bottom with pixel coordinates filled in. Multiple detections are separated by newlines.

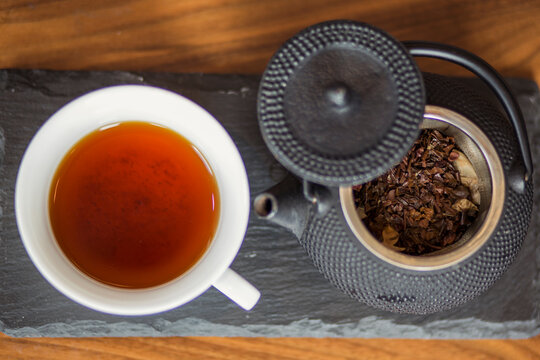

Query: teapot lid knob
left=257, top=20, right=425, bottom=186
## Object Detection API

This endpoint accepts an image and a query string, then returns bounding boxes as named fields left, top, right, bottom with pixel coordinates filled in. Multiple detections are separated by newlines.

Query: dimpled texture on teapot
left=296, top=74, right=533, bottom=314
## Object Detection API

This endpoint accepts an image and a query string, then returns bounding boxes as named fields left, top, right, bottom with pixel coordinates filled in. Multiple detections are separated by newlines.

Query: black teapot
left=254, top=21, right=533, bottom=314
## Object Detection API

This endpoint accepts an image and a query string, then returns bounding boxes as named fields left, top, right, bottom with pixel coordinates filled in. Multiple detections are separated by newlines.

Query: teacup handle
left=213, top=268, right=260, bottom=310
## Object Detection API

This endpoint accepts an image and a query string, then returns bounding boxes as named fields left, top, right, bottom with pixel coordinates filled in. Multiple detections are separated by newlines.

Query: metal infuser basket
left=255, top=20, right=533, bottom=314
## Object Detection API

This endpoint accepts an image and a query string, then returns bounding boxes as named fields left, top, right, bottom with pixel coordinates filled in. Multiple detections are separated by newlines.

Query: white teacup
left=15, top=85, right=260, bottom=315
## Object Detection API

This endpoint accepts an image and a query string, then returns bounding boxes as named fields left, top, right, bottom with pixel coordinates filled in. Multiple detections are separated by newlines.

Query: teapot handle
left=404, top=41, right=533, bottom=189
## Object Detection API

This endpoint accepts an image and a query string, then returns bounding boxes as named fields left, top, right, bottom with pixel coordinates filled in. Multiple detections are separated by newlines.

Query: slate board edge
left=1, top=317, right=539, bottom=339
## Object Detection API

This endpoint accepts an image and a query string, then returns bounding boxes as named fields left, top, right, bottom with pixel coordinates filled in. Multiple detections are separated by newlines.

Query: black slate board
left=0, top=69, right=539, bottom=339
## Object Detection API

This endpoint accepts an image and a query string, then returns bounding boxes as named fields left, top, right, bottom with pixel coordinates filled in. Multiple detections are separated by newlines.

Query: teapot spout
left=254, top=175, right=310, bottom=238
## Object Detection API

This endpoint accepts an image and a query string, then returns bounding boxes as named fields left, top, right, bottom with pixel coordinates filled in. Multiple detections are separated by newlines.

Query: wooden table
left=1, top=1, right=539, bottom=358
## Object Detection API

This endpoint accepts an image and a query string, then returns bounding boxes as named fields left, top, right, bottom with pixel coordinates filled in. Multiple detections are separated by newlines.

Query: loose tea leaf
left=353, top=129, right=479, bottom=255
left=382, top=225, right=405, bottom=251
left=452, top=150, right=481, bottom=205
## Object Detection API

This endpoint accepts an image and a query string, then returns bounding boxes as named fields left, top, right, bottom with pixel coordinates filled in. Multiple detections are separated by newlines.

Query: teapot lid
left=257, top=20, right=425, bottom=186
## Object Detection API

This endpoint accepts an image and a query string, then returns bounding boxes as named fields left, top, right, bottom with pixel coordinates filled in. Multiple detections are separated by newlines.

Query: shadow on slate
left=0, top=69, right=538, bottom=339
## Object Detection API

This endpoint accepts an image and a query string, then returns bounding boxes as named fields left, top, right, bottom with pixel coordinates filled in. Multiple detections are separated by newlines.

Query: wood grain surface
left=1, top=0, right=539, bottom=358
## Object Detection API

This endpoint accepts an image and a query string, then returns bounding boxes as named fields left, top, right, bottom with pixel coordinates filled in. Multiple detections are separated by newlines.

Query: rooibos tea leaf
left=353, top=129, right=479, bottom=255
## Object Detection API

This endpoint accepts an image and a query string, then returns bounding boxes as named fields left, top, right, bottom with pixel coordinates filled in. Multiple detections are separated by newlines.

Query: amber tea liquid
left=49, top=121, right=220, bottom=288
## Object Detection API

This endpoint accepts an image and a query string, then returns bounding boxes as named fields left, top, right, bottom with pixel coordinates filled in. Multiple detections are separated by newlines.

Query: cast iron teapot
left=254, top=20, right=533, bottom=314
